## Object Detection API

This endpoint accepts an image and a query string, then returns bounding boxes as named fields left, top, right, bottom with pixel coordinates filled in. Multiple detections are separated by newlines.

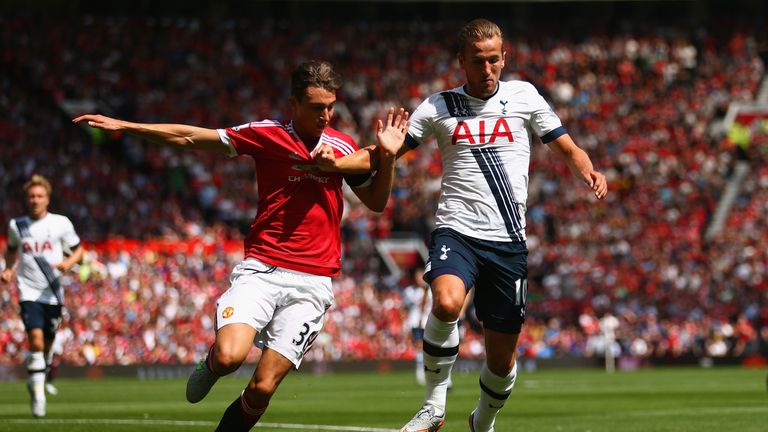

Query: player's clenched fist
left=313, top=144, right=337, bottom=171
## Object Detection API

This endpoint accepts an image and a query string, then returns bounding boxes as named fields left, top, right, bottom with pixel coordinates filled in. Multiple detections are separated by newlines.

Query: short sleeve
left=217, top=120, right=282, bottom=157
left=61, top=217, right=81, bottom=250
left=527, top=84, right=567, bottom=143
left=404, top=96, right=438, bottom=149
left=7, top=221, right=20, bottom=249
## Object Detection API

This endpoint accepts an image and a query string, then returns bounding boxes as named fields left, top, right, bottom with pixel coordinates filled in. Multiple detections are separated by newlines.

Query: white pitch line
left=0, top=418, right=400, bottom=432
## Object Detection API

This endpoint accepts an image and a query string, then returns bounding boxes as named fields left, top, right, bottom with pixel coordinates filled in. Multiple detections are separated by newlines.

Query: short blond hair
left=457, top=19, right=503, bottom=54
left=24, top=174, right=52, bottom=197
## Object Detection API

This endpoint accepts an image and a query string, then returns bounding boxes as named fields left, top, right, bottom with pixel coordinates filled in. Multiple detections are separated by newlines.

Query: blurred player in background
left=75, top=60, right=409, bottom=432
left=403, top=268, right=468, bottom=389
left=402, top=267, right=431, bottom=385
left=318, top=19, right=607, bottom=432
left=44, top=326, right=66, bottom=395
left=1, top=174, right=84, bottom=417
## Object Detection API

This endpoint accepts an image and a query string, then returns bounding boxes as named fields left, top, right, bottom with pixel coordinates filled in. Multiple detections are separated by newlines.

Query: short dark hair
left=291, top=61, right=342, bottom=100
left=457, top=18, right=504, bottom=55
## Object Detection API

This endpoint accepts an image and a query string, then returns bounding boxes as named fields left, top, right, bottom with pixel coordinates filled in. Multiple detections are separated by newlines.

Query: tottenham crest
left=439, top=245, right=451, bottom=260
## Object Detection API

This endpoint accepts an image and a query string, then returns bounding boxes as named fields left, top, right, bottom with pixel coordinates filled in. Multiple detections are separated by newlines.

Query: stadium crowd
left=1, top=14, right=767, bottom=366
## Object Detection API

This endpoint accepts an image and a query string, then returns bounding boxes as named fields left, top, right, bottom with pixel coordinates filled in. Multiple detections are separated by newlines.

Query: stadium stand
left=1, top=2, right=767, bottom=367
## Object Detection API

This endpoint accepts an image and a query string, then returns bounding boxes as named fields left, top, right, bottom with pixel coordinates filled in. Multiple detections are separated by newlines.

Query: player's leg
left=187, top=323, right=257, bottom=403
left=215, top=348, right=293, bottom=432
left=468, top=243, right=527, bottom=432
left=44, top=335, right=58, bottom=395
left=469, top=330, right=520, bottom=432
left=217, top=266, right=333, bottom=431
left=402, top=275, right=464, bottom=432
left=402, top=228, right=478, bottom=432
left=188, top=259, right=278, bottom=403
left=412, top=328, right=426, bottom=385
left=26, top=328, right=47, bottom=417
left=401, top=275, right=463, bottom=432
left=20, top=302, right=49, bottom=417
left=211, top=323, right=259, bottom=374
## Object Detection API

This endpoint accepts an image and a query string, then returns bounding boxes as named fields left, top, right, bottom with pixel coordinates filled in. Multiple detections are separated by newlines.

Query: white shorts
left=216, top=258, right=334, bottom=368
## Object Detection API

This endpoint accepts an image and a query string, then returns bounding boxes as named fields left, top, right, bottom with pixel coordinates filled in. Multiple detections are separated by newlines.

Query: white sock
left=27, top=352, right=47, bottom=399
left=415, top=351, right=425, bottom=382
left=422, top=313, right=459, bottom=416
left=472, top=361, right=517, bottom=432
left=45, top=350, right=54, bottom=377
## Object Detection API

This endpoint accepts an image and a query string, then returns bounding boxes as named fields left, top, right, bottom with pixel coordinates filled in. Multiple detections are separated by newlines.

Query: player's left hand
left=55, top=262, right=71, bottom=273
left=376, top=107, right=410, bottom=161
left=588, top=171, right=608, bottom=199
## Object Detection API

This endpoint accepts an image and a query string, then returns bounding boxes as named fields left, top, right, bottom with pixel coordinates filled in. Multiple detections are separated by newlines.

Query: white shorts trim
left=215, top=258, right=333, bottom=368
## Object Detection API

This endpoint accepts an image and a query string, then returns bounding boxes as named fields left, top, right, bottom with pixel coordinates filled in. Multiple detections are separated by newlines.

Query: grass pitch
left=0, top=366, right=765, bottom=431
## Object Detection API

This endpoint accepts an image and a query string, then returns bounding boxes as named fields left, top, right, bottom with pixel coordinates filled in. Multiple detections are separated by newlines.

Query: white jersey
left=406, top=80, right=566, bottom=242
left=7, top=213, right=81, bottom=305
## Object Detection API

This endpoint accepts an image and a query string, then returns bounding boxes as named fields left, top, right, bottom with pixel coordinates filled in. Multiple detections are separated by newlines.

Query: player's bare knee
left=247, top=377, right=279, bottom=398
left=213, top=349, right=244, bottom=373
left=431, top=296, right=463, bottom=321
left=28, top=330, right=45, bottom=351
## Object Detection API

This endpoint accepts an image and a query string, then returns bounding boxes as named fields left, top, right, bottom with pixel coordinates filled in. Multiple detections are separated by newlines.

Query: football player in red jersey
left=75, top=60, right=409, bottom=432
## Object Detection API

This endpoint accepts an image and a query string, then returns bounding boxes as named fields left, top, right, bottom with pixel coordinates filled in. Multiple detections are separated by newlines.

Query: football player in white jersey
left=317, top=19, right=606, bottom=432
left=1, top=174, right=84, bottom=417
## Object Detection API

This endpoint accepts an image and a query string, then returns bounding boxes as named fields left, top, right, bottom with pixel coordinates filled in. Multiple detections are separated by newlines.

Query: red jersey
left=217, top=120, right=370, bottom=277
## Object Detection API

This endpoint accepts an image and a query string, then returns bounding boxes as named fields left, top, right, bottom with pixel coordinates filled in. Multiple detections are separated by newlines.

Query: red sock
left=215, top=391, right=268, bottom=432
left=240, top=392, right=268, bottom=422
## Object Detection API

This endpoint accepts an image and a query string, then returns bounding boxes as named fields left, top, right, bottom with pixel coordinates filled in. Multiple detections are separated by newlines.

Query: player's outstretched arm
left=350, top=107, right=410, bottom=212
left=547, top=134, right=607, bottom=200
left=73, top=114, right=230, bottom=155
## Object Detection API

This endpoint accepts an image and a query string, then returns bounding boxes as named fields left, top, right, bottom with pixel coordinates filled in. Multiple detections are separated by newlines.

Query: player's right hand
left=72, top=114, right=129, bottom=131
left=588, top=170, right=608, bottom=200
left=376, top=107, right=410, bottom=160
left=0, top=268, right=13, bottom=284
